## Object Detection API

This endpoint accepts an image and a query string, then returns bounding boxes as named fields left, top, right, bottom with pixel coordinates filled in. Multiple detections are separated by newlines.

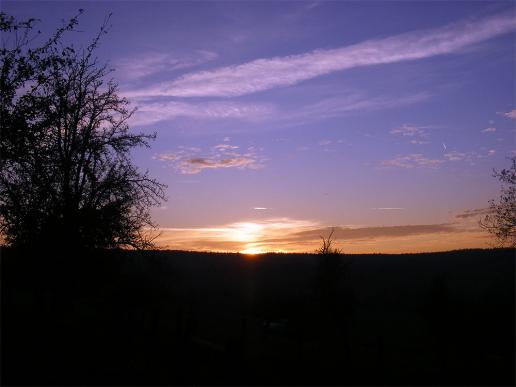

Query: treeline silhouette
left=1, top=247, right=514, bottom=386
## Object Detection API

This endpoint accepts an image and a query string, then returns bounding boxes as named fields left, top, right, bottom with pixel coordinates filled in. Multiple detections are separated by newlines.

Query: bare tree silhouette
left=0, top=11, right=166, bottom=249
left=317, top=227, right=341, bottom=255
left=480, top=157, right=516, bottom=247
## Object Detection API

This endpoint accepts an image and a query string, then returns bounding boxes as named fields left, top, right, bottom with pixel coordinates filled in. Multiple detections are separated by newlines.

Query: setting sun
left=241, top=247, right=264, bottom=255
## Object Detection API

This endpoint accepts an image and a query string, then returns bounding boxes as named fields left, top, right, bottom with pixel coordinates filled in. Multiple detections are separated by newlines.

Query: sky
left=4, top=1, right=515, bottom=253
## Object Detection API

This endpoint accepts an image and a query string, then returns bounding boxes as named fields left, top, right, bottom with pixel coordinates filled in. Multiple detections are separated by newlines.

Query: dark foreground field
left=1, top=247, right=514, bottom=386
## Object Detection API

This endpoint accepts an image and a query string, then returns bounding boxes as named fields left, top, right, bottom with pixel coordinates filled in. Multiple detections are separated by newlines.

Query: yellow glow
left=226, top=222, right=264, bottom=242
left=241, top=247, right=264, bottom=255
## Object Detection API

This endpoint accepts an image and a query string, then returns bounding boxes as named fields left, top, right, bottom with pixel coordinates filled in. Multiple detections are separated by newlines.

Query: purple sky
left=5, top=1, right=515, bottom=253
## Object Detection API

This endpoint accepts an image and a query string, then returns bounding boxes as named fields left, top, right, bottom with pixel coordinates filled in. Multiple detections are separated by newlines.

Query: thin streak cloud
left=130, top=92, right=427, bottom=127
left=455, top=208, right=491, bottom=219
left=382, top=154, right=445, bottom=169
left=372, top=208, right=404, bottom=210
left=116, top=50, right=218, bottom=80
left=130, top=100, right=275, bottom=126
left=125, top=12, right=514, bottom=98
left=280, top=92, right=431, bottom=125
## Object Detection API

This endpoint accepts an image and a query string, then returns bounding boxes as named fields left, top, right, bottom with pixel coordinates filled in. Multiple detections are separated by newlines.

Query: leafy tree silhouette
left=480, top=156, right=516, bottom=247
left=0, top=11, right=166, bottom=249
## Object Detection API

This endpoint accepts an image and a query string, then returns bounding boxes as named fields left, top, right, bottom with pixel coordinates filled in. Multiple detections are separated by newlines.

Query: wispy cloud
left=390, top=124, right=431, bottom=145
left=455, top=208, right=491, bottom=219
left=447, top=148, right=498, bottom=162
left=253, top=207, right=268, bottom=210
left=390, top=124, right=426, bottom=137
left=284, top=224, right=463, bottom=242
left=382, top=154, right=444, bottom=169
left=372, top=207, right=404, bottom=210
left=116, top=50, right=218, bottom=80
left=213, top=144, right=239, bottom=151
left=154, top=143, right=267, bottom=174
left=177, top=157, right=259, bottom=174
left=410, top=140, right=428, bottom=145
left=499, top=109, right=516, bottom=119
left=315, top=93, right=431, bottom=114
left=382, top=147, right=499, bottom=169
left=130, top=92, right=426, bottom=127
left=284, top=0, right=324, bottom=22
left=282, top=92, right=430, bottom=124
left=130, top=100, right=274, bottom=126
left=318, top=139, right=332, bottom=146
left=125, top=11, right=514, bottom=98
left=444, top=151, right=468, bottom=161
left=481, top=127, right=497, bottom=133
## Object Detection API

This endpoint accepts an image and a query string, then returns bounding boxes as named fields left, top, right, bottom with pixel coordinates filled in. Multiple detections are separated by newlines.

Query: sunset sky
left=5, top=1, right=515, bottom=253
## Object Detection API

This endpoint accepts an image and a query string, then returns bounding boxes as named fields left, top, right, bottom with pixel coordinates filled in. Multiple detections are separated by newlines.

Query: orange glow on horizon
left=154, top=217, right=492, bottom=254
left=241, top=247, right=264, bottom=255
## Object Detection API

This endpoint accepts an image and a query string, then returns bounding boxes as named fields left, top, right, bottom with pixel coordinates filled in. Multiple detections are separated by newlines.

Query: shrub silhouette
left=0, top=11, right=166, bottom=249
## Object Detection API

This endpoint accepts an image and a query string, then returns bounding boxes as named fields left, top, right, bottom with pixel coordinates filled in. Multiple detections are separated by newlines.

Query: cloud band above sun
left=155, top=217, right=490, bottom=254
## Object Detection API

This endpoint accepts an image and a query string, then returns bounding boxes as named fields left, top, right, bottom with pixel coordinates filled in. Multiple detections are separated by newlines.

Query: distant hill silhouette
left=1, top=247, right=514, bottom=386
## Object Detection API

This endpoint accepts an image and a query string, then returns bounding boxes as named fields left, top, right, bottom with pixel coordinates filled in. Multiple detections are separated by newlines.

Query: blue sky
left=5, top=1, right=515, bottom=253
